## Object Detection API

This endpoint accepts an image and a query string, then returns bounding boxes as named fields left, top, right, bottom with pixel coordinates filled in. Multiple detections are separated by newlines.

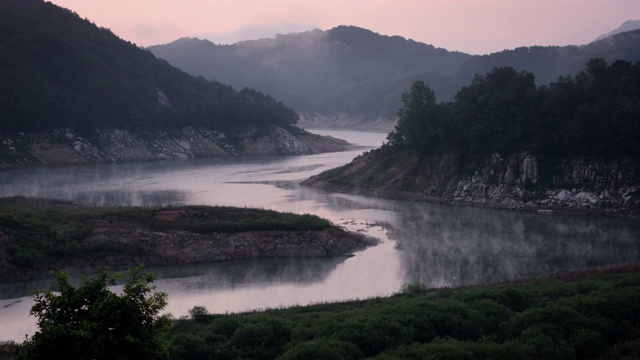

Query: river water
left=1, top=129, right=639, bottom=341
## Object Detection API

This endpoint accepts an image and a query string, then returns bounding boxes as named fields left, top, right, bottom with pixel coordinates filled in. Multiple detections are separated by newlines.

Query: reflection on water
left=148, top=256, right=347, bottom=290
left=0, top=129, right=639, bottom=341
left=391, top=202, right=640, bottom=288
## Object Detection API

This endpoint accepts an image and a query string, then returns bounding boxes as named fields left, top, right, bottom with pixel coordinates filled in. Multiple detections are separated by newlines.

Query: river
left=1, top=129, right=639, bottom=341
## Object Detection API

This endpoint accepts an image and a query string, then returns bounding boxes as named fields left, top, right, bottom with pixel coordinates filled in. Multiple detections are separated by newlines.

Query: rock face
left=436, top=154, right=640, bottom=212
left=0, top=126, right=349, bottom=168
left=303, top=149, right=640, bottom=216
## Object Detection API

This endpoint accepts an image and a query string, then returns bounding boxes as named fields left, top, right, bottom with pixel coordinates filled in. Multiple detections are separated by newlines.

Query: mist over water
left=1, top=129, right=639, bottom=341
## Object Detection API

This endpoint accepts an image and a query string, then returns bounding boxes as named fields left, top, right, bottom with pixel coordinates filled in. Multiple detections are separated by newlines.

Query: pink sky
left=48, top=0, right=639, bottom=54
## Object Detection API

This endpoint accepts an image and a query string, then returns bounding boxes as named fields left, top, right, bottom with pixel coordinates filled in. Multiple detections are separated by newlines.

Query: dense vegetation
left=18, top=267, right=171, bottom=359
left=388, top=59, right=640, bottom=161
left=149, top=25, right=640, bottom=120
left=0, top=0, right=298, bottom=135
left=165, top=266, right=640, bottom=359
left=0, top=197, right=331, bottom=268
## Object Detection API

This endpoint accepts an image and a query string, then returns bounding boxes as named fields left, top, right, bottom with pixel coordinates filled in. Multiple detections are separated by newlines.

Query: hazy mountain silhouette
left=150, top=26, right=640, bottom=123
left=596, top=20, right=640, bottom=41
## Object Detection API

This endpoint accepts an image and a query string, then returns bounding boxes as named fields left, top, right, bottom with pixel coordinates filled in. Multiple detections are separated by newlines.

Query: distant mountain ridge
left=596, top=20, right=640, bottom=41
left=149, top=26, right=470, bottom=122
left=149, top=25, right=640, bottom=125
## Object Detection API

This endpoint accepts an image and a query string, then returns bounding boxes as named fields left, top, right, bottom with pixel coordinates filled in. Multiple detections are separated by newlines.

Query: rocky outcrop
left=303, top=149, right=640, bottom=216
left=439, top=154, right=640, bottom=213
left=0, top=126, right=348, bottom=169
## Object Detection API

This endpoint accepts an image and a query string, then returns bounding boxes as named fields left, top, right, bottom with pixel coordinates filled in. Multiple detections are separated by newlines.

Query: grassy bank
left=0, top=197, right=332, bottom=270
left=166, top=265, right=640, bottom=359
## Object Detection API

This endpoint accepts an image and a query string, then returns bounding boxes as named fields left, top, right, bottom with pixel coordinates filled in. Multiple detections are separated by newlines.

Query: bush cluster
left=167, top=270, right=640, bottom=359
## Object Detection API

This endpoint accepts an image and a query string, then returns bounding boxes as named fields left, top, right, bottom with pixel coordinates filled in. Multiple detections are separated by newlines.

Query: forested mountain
left=149, top=26, right=470, bottom=120
left=149, top=26, right=640, bottom=123
left=0, top=0, right=298, bottom=135
left=304, top=59, right=640, bottom=215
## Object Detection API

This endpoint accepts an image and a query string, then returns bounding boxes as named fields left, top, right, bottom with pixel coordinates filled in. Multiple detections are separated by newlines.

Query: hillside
left=149, top=26, right=640, bottom=125
left=148, top=26, right=470, bottom=124
left=596, top=19, right=640, bottom=41
left=0, top=0, right=348, bottom=167
left=149, top=26, right=640, bottom=126
left=458, top=29, right=640, bottom=86
left=302, top=60, right=640, bottom=216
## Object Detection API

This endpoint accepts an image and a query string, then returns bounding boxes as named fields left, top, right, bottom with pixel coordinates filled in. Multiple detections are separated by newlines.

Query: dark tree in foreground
left=18, top=267, right=172, bottom=360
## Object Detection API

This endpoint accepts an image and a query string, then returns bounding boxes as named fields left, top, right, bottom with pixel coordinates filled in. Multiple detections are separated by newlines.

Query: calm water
left=1, top=129, right=639, bottom=341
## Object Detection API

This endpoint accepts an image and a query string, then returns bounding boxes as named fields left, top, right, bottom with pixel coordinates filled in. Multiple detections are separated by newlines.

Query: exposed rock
left=303, top=149, right=640, bottom=217
left=0, top=125, right=348, bottom=169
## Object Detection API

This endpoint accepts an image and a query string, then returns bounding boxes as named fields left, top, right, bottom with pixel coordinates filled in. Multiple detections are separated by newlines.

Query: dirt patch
left=154, top=210, right=183, bottom=221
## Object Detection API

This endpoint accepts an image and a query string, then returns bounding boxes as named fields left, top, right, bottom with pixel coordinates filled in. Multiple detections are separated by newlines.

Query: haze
left=47, top=0, right=639, bottom=55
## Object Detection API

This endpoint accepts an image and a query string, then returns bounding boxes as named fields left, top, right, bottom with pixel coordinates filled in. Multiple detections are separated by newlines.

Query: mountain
left=0, top=0, right=347, bottom=168
left=148, top=26, right=471, bottom=124
left=596, top=20, right=640, bottom=41
left=458, top=29, right=640, bottom=86
left=149, top=27, right=640, bottom=126
left=0, top=0, right=304, bottom=135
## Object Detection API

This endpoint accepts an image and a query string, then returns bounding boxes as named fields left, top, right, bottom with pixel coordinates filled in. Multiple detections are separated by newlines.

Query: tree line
left=388, top=58, right=640, bottom=161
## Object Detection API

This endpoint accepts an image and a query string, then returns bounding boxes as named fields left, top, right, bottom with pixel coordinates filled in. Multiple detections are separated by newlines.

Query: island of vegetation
left=0, top=197, right=375, bottom=283
left=303, top=59, right=640, bottom=217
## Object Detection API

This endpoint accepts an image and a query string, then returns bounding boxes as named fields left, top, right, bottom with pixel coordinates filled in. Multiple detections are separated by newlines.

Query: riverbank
left=0, top=126, right=349, bottom=171
left=301, top=146, right=640, bottom=219
left=0, top=197, right=376, bottom=283
left=164, top=262, right=640, bottom=359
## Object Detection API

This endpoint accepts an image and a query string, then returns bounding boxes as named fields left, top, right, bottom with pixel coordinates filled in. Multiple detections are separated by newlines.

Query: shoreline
left=301, top=178, right=640, bottom=219
left=0, top=197, right=377, bottom=284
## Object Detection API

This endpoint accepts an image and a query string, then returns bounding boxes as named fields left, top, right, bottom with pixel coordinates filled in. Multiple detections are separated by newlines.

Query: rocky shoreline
left=301, top=149, right=640, bottom=218
left=0, top=125, right=349, bottom=170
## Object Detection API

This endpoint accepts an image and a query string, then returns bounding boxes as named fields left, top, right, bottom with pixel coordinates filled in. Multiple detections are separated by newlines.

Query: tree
left=18, top=267, right=172, bottom=360
left=387, top=80, right=441, bottom=153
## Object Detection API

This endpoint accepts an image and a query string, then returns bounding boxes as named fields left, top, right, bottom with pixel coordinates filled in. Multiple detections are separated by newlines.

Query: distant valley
left=149, top=25, right=640, bottom=126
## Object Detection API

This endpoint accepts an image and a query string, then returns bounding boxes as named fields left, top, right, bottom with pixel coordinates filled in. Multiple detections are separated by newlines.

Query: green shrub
left=279, top=339, right=363, bottom=360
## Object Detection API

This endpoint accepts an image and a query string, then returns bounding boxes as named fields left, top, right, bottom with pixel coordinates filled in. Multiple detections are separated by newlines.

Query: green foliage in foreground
left=167, top=268, right=640, bottom=359
left=0, top=198, right=332, bottom=268
left=17, top=267, right=172, bottom=360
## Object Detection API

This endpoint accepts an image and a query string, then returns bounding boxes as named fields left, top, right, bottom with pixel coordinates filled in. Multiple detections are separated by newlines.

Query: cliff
left=0, top=126, right=348, bottom=169
left=302, top=147, right=640, bottom=217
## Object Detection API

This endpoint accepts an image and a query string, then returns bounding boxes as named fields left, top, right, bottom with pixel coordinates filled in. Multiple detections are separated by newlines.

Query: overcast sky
left=48, top=0, right=639, bottom=55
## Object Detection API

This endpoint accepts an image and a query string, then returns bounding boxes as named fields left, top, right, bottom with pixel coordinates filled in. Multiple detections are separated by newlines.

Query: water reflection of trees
left=0, top=257, right=348, bottom=299
left=147, top=256, right=347, bottom=291
left=389, top=202, right=640, bottom=288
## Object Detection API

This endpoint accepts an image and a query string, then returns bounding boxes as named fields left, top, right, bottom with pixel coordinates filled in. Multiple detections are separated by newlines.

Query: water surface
left=0, top=129, right=639, bottom=341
